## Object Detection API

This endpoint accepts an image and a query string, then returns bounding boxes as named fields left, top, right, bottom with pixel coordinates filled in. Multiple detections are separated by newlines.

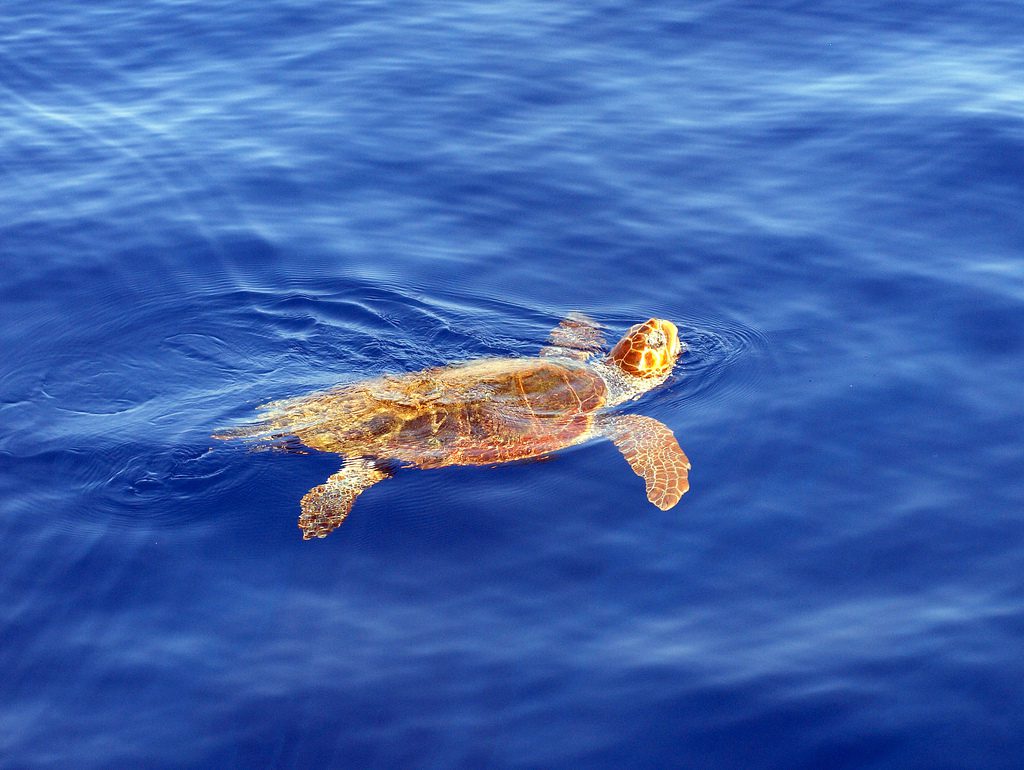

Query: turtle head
left=608, top=319, right=682, bottom=379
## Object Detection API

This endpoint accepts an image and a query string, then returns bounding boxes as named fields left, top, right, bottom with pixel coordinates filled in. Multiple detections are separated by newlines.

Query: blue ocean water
left=2, top=0, right=1023, bottom=767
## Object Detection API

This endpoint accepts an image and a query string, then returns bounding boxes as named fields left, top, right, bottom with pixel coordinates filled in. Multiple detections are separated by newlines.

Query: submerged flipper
left=600, top=414, right=690, bottom=510
left=539, top=312, right=607, bottom=361
left=298, top=459, right=389, bottom=539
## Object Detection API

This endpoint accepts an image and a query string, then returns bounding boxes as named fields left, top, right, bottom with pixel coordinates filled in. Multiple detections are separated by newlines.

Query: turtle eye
left=646, top=330, right=665, bottom=349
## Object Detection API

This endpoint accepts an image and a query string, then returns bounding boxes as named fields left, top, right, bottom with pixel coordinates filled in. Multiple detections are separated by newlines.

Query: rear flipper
left=298, top=459, right=389, bottom=539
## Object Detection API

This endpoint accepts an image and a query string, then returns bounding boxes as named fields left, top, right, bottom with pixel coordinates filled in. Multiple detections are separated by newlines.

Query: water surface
left=2, top=1, right=1023, bottom=767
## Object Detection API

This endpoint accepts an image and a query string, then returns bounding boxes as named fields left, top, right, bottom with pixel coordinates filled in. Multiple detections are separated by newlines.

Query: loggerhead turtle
left=214, top=315, right=690, bottom=539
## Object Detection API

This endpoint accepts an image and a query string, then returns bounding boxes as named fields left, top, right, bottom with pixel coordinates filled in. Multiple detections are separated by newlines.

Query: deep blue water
left=2, top=1, right=1024, bottom=767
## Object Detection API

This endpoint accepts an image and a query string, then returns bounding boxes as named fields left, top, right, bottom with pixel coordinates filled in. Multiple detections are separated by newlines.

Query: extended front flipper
left=600, top=414, right=690, bottom=510
left=539, top=312, right=607, bottom=361
left=298, top=459, right=389, bottom=539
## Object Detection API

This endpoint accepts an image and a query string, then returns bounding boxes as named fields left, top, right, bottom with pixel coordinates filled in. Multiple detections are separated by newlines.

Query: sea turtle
left=215, top=315, right=690, bottom=539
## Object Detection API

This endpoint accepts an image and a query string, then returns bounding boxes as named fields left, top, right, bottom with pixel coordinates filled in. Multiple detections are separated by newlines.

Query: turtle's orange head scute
left=608, top=318, right=682, bottom=379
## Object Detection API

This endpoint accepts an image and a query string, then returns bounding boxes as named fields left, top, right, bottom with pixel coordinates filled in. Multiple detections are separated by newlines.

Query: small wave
left=653, top=314, right=777, bottom=411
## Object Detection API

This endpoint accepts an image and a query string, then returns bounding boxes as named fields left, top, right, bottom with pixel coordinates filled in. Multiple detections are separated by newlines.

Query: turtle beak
left=660, top=320, right=682, bottom=359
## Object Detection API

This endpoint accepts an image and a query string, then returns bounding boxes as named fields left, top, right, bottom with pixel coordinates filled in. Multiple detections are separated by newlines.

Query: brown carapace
left=215, top=314, right=691, bottom=539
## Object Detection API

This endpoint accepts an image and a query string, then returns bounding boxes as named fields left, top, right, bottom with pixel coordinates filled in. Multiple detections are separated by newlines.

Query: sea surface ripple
left=1, top=1, right=1023, bottom=768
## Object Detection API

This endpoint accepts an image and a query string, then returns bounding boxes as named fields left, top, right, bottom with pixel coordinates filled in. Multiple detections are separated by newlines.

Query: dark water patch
left=953, top=294, right=1024, bottom=356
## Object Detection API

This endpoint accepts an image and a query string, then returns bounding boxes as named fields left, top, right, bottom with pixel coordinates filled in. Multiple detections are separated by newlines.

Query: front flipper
left=298, top=459, right=389, bottom=539
left=601, top=414, right=690, bottom=510
left=539, top=312, right=606, bottom=361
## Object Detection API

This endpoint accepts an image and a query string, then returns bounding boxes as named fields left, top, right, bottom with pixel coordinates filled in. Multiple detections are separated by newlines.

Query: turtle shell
left=262, top=357, right=608, bottom=468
